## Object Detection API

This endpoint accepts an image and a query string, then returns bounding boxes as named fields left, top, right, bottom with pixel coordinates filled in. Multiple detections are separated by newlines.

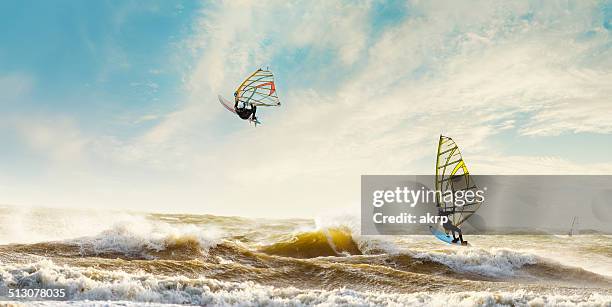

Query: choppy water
left=0, top=206, right=610, bottom=306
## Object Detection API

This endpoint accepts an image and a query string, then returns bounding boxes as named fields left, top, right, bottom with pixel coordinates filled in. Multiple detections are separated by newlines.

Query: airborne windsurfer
left=218, top=68, right=279, bottom=125
left=234, top=91, right=258, bottom=122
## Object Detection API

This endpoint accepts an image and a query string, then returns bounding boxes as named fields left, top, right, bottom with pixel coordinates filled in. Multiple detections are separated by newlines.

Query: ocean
left=0, top=206, right=610, bottom=306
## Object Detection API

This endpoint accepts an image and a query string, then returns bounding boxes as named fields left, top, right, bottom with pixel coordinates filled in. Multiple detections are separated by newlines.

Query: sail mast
left=569, top=216, right=578, bottom=236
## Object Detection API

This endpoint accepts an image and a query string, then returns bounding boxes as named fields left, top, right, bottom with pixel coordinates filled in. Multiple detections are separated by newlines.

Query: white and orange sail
left=234, top=68, right=280, bottom=107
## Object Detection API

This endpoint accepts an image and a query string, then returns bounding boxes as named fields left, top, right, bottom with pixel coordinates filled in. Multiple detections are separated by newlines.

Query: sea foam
left=69, top=219, right=221, bottom=258
left=0, top=260, right=609, bottom=306
left=413, top=248, right=538, bottom=277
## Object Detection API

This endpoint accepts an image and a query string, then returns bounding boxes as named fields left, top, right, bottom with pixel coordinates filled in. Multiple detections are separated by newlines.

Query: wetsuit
left=236, top=106, right=255, bottom=120
left=440, top=211, right=464, bottom=243
left=234, top=96, right=257, bottom=121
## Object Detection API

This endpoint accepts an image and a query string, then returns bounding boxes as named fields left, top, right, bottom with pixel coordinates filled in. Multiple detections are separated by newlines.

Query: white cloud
left=285, top=1, right=370, bottom=65
left=134, top=114, right=160, bottom=124
left=13, top=117, right=90, bottom=165
left=471, top=154, right=612, bottom=175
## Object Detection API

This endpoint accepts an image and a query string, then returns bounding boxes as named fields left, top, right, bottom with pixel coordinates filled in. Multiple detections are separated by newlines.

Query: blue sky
left=0, top=1, right=198, bottom=134
left=1, top=1, right=611, bottom=217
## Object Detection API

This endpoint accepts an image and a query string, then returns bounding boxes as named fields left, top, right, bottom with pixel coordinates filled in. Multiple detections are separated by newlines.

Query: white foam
left=70, top=219, right=221, bottom=257
left=0, top=206, right=149, bottom=245
left=0, top=260, right=610, bottom=306
left=0, top=206, right=221, bottom=257
left=413, top=248, right=538, bottom=277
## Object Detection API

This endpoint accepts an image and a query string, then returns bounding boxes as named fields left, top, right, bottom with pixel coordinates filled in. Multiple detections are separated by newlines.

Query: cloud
left=134, top=114, right=160, bottom=124
left=471, top=154, right=612, bottom=175
left=12, top=116, right=90, bottom=165
left=285, top=1, right=370, bottom=65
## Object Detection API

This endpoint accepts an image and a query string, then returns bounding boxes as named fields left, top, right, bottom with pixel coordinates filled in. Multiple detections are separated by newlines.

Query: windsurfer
left=234, top=91, right=257, bottom=122
left=440, top=211, right=465, bottom=244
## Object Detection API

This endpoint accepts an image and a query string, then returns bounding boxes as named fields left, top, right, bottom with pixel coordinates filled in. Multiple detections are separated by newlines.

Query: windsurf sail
left=235, top=68, right=280, bottom=107
left=568, top=216, right=579, bottom=236
left=435, top=135, right=482, bottom=227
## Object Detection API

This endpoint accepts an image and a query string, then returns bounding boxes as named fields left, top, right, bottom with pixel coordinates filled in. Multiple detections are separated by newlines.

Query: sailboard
left=431, top=135, right=482, bottom=246
left=429, top=226, right=471, bottom=246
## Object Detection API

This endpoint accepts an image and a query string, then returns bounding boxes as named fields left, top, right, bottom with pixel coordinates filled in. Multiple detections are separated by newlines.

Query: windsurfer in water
left=234, top=91, right=257, bottom=122
left=440, top=211, right=465, bottom=244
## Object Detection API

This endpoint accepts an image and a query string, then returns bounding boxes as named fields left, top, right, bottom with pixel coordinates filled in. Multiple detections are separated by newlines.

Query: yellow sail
left=435, top=135, right=482, bottom=227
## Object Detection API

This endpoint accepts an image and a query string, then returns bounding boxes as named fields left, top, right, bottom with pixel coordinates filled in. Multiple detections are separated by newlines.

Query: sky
left=0, top=0, right=611, bottom=218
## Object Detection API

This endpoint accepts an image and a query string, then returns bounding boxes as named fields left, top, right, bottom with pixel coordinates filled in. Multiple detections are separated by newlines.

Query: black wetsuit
left=440, top=211, right=464, bottom=243
left=234, top=99, right=257, bottom=121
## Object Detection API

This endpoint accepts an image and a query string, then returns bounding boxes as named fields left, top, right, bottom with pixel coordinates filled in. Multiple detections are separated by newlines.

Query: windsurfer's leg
left=451, top=231, right=459, bottom=243
left=457, top=229, right=464, bottom=243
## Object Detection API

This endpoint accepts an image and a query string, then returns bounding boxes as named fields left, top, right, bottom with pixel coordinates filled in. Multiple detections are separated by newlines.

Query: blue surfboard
left=429, top=226, right=470, bottom=246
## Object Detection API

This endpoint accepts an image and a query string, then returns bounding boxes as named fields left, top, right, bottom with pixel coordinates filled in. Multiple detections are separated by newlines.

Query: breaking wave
left=1, top=208, right=611, bottom=306
left=0, top=260, right=610, bottom=306
left=69, top=221, right=220, bottom=259
left=412, top=248, right=538, bottom=277
left=1, top=220, right=222, bottom=261
left=258, top=227, right=362, bottom=258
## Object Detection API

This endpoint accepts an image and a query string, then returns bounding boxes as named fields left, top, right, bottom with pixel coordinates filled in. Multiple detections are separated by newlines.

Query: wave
left=258, top=227, right=362, bottom=258
left=254, top=221, right=543, bottom=279
left=71, top=221, right=220, bottom=260
left=1, top=220, right=222, bottom=260
left=0, top=260, right=610, bottom=306
left=0, top=207, right=152, bottom=245
left=257, top=213, right=398, bottom=259
left=4, top=220, right=610, bottom=287
left=412, top=248, right=538, bottom=278
left=1, top=209, right=610, bottom=290
left=409, top=248, right=612, bottom=286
